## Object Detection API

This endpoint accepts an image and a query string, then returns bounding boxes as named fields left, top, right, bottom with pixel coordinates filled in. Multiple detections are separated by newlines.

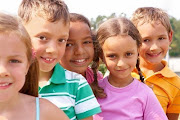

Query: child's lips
left=0, top=82, right=12, bottom=89
left=116, top=68, right=128, bottom=72
left=147, top=52, right=161, bottom=57
left=41, top=57, right=56, bottom=64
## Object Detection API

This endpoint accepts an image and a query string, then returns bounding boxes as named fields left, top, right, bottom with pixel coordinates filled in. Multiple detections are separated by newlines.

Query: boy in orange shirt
left=131, top=7, right=180, bottom=120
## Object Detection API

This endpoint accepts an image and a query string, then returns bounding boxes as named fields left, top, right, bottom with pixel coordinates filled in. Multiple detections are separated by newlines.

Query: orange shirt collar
left=132, top=60, right=177, bottom=78
left=156, top=60, right=177, bottom=78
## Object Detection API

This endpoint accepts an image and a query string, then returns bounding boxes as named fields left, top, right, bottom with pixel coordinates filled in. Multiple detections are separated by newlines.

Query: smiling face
left=60, top=21, right=94, bottom=76
left=102, top=35, right=138, bottom=82
left=24, top=16, right=69, bottom=73
left=137, top=21, right=172, bottom=66
left=0, top=33, right=29, bottom=101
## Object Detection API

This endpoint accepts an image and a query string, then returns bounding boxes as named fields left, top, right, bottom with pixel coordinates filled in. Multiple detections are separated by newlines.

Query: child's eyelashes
left=83, top=40, right=92, bottom=44
left=39, top=36, right=47, bottom=41
left=66, top=43, right=73, bottom=47
left=9, top=59, right=21, bottom=63
left=58, top=39, right=66, bottom=43
left=143, top=39, right=150, bottom=42
left=107, top=54, right=116, bottom=59
left=158, top=37, right=164, bottom=40
left=126, top=52, right=133, bottom=57
left=37, top=35, right=67, bottom=43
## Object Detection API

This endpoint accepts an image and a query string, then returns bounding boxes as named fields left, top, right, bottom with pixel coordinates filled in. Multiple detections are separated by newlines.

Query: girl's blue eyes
left=9, top=59, right=20, bottom=63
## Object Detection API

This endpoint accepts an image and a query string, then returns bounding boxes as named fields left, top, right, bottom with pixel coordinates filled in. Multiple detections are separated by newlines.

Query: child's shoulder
left=39, top=98, right=69, bottom=120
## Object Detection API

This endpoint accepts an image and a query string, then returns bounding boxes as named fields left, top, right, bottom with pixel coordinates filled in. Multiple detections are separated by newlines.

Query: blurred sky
left=0, top=0, right=179, bottom=20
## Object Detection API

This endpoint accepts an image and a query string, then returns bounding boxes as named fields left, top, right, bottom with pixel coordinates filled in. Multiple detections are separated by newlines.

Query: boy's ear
left=168, top=31, right=173, bottom=45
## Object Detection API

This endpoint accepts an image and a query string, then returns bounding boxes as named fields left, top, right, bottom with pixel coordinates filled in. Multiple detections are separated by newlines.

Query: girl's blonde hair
left=0, top=12, right=39, bottom=97
left=92, top=17, right=143, bottom=98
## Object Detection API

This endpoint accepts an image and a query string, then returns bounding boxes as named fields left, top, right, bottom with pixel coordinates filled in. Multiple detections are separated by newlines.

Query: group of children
left=0, top=0, right=179, bottom=120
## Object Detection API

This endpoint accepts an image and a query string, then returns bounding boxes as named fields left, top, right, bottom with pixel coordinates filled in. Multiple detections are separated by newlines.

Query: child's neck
left=39, top=70, right=53, bottom=88
left=108, top=74, right=134, bottom=88
left=81, top=71, right=86, bottom=78
left=140, top=60, right=164, bottom=77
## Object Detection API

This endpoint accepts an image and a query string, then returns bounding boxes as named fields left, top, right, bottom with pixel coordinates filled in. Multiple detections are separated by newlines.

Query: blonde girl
left=0, top=12, right=69, bottom=120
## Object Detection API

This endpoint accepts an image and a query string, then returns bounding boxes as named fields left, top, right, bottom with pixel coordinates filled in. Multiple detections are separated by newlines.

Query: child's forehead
left=30, top=13, right=69, bottom=24
left=137, top=20, right=166, bottom=29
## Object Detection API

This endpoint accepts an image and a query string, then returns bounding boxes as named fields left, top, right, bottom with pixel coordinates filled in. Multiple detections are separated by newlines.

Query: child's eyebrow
left=158, top=34, right=167, bottom=37
left=35, top=32, right=68, bottom=39
left=82, top=36, right=92, bottom=40
left=8, top=54, right=25, bottom=58
left=35, top=32, right=50, bottom=36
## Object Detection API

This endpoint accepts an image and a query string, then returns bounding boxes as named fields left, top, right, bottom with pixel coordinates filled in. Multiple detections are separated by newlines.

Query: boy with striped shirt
left=18, top=0, right=101, bottom=119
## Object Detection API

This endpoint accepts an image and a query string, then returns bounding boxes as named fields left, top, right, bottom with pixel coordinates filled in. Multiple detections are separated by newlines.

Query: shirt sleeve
left=75, top=77, right=101, bottom=119
left=167, top=89, right=180, bottom=113
left=143, top=89, right=168, bottom=120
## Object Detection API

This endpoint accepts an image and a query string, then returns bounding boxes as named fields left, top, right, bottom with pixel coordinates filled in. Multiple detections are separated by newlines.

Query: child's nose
left=0, top=64, right=9, bottom=77
left=74, top=45, right=85, bottom=55
left=46, top=42, right=57, bottom=53
left=150, top=43, right=159, bottom=51
left=117, top=59, right=124, bottom=67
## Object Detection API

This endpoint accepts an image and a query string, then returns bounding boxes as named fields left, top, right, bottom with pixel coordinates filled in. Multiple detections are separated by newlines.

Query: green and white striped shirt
left=39, top=64, right=101, bottom=120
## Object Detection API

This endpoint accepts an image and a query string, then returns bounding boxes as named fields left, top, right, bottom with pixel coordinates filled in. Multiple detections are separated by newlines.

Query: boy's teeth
left=0, top=83, right=9, bottom=87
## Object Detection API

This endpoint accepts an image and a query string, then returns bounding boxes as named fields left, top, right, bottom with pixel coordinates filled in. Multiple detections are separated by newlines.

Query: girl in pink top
left=60, top=13, right=103, bottom=84
left=92, top=17, right=167, bottom=120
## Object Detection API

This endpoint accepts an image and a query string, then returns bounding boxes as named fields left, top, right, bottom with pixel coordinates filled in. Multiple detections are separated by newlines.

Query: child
left=18, top=0, right=101, bottom=119
left=60, top=13, right=103, bottom=84
left=131, top=7, right=180, bottom=120
left=93, top=17, right=168, bottom=120
left=0, top=12, right=69, bottom=120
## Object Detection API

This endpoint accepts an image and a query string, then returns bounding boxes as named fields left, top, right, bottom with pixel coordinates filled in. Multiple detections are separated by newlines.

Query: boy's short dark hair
left=18, top=0, right=69, bottom=24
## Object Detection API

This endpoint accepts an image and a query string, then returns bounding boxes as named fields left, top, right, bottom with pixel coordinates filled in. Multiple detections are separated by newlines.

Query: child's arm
left=40, top=98, right=69, bottom=120
left=166, top=113, right=179, bottom=120
left=166, top=85, right=180, bottom=120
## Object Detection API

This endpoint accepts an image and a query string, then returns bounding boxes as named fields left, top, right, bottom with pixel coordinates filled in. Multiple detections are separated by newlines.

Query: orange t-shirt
left=132, top=60, right=180, bottom=113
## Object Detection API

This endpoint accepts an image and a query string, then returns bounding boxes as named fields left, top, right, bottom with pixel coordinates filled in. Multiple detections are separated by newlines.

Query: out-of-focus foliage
left=170, top=17, right=180, bottom=57
left=90, top=13, right=126, bottom=30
